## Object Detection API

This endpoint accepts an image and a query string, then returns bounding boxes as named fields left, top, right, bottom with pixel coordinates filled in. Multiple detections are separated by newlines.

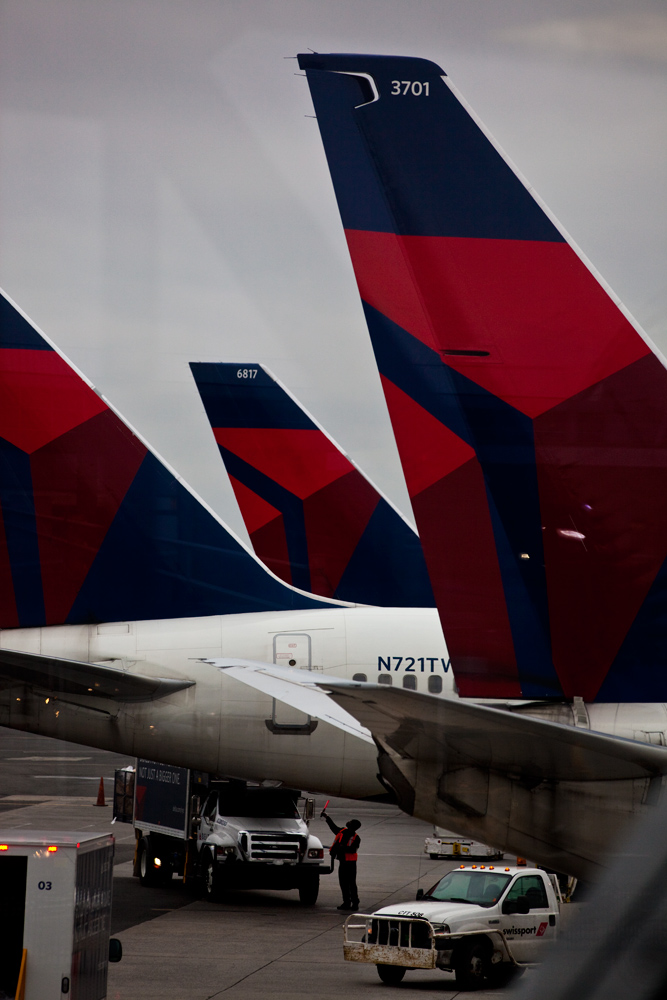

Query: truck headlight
left=215, top=845, right=235, bottom=858
left=432, top=924, right=450, bottom=935
left=308, top=848, right=324, bottom=859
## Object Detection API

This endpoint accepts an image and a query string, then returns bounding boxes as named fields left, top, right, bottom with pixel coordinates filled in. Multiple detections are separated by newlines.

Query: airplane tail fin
left=299, top=52, right=667, bottom=702
left=0, top=291, right=327, bottom=628
left=190, top=361, right=433, bottom=606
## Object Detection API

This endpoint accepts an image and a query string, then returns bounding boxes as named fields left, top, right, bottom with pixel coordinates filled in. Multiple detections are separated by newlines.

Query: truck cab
left=344, top=865, right=560, bottom=988
left=197, top=785, right=325, bottom=904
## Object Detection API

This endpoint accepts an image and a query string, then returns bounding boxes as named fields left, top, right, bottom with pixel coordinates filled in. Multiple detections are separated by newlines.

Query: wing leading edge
left=0, top=647, right=195, bottom=702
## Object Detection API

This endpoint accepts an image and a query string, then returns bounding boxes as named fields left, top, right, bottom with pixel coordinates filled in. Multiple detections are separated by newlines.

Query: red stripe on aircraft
left=228, top=474, right=283, bottom=535
left=0, top=349, right=107, bottom=454
left=346, top=230, right=648, bottom=418
left=0, top=501, right=19, bottom=627
left=412, top=463, right=521, bottom=699
left=535, top=353, right=667, bottom=701
left=303, top=470, right=380, bottom=596
left=345, top=228, right=437, bottom=352
left=213, top=428, right=352, bottom=500
left=380, top=376, right=475, bottom=497
left=251, top=515, right=293, bottom=587
left=31, top=410, right=147, bottom=624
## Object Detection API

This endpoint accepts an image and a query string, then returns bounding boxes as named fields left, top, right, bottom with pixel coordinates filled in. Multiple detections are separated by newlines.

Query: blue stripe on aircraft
left=0, top=438, right=46, bottom=626
left=0, top=295, right=54, bottom=351
left=595, top=556, right=667, bottom=702
left=363, top=301, right=560, bottom=696
left=215, top=445, right=312, bottom=594
left=300, top=54, right=563, bottom=241
left=67, top=451, right=326, bottom=623
left=190, top=362, right=317, bottom=431
left=336, top=497, right=436, bottom=608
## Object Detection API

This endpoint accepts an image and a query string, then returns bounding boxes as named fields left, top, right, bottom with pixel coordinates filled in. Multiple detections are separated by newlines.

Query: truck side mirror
left=502, top=896, right=530, bottom=915
left=303, top=797, right=314, bottom=823
left=416, top=888, right=424, bottom=901
left=109, top=938, right=123, bottom=963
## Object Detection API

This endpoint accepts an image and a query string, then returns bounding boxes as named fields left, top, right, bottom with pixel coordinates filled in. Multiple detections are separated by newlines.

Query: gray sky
left=1, top=0, right=665, bottom=544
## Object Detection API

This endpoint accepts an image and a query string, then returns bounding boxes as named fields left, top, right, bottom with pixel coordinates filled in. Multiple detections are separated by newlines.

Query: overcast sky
left=1, top=0, right=665, bottom=545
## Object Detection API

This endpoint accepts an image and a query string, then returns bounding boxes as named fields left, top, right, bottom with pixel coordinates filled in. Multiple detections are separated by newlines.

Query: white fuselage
left=3, top=606, right=667, bottom=878
left=1, top=606, right=665, bottom=799
left=0, top=608, right=667, bottom=875
left=0, top=607, right=451, bottom=798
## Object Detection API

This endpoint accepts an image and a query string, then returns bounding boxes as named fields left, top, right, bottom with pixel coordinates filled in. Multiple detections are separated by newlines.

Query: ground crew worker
left=322, top=808, right=361, bottom=910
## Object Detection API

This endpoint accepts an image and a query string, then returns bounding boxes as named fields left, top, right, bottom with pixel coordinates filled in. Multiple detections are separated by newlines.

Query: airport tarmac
left=1, top=728, right=555, bottom=998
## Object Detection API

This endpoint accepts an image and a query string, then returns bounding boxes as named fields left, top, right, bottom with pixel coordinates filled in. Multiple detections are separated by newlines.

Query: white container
left=0, top=831, right=115, bottom=1000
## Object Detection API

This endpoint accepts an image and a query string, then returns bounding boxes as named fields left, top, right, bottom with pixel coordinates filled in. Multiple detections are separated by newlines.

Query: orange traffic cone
left=94, top=777, right=107, bottom=807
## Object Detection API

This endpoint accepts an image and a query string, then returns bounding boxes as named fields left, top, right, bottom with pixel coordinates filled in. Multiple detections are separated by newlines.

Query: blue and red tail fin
left=0, top=291, right=329, bottom=628
left=189, top=361, right=434, bottom=607
left=300, top=52, right=667, bottom=702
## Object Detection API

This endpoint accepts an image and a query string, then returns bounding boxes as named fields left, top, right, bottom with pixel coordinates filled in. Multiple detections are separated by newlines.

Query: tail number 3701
left=391, top=80, right=430, bottom=96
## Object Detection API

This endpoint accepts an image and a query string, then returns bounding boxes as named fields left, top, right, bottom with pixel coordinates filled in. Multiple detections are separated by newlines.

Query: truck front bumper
left=343, top=914, right=523, bottom=971
left=344, top=915, right=437, bottom=969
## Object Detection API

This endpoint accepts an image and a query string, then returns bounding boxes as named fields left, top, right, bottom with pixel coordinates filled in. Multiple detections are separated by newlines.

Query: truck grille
left=246, top=833, right=305, bottom=862
left=368, top=918, right=432, bottom=951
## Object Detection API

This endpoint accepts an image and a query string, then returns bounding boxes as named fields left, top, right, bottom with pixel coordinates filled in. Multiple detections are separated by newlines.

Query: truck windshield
left=217, top=790, right=299, bottom=819
left=425, top=871, right=511, bottom=908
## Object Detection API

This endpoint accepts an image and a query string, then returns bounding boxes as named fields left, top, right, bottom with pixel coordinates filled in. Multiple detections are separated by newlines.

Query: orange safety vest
left=330, top=828, right=358, bottom=862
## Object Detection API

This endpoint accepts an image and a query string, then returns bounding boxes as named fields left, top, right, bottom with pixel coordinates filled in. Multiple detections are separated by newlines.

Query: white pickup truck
left=344, top=865, right=561, bottom=988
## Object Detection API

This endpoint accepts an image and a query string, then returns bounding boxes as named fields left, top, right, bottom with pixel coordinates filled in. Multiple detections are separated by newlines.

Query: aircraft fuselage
left=0, top=607, right=450, bottom=798
left=2, top=607, right=666, bottom=879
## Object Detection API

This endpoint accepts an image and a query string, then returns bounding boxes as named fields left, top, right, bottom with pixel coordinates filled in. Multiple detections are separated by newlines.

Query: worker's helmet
left=346, top=819, right=361, bottom=831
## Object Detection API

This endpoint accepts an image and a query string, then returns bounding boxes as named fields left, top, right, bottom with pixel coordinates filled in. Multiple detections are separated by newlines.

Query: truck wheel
left=429, top=853, right=439, bottom=860
left=376, top=965, right=406, bottom=986
left=204, top=854, right=223, bottom=902
left=138, top=838, right=161, bottom=887
left=298, top=874, right=320, bottom=906
left=454, top=938, right=490, bottom=989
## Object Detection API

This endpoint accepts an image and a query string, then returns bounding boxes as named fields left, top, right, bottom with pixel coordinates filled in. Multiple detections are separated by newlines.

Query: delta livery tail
left=190, top=361, right=434, bottom=606
left=299, top=52, right=667, bottom=703
left=0, top=292, right=327, bottom=628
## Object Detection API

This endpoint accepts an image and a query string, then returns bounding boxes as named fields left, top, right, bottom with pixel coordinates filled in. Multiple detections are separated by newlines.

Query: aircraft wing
left=209, top=660, right=666, bottom=780
left=204, top=664, right=667, bottom=876
left=322, top=683, right=667, bottom=782
left=207, top=659, right=374, bottom=744
left=0, top=647, right=195, bottom=702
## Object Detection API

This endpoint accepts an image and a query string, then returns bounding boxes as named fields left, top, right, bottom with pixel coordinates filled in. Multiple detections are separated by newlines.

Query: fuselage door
left=267, top=633, right=317, bottom=734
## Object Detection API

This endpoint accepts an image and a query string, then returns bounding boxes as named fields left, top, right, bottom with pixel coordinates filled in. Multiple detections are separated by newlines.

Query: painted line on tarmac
left=6, top=756, right=92, bottom=761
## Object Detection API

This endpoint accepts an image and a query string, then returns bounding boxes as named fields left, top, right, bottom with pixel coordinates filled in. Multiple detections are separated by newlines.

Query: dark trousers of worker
left=338, top=860, right=358, bottom=907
